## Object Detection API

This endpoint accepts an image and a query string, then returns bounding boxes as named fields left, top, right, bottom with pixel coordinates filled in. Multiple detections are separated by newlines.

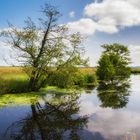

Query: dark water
left=0, top=75, right=140, bottom=140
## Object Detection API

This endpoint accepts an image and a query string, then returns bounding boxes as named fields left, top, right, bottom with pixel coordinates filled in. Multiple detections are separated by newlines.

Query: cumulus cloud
left=67, top=18, right=97, bottom=35
left=69, top=11, right=75, bottom=18
left=84, top=0, right=140, bottom=30
left=67, top=18, right=118, bottom=35
left=67, top=0, right=140, bottom=36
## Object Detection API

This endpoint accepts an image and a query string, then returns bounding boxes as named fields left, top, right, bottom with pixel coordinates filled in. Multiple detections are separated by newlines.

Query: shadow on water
left=97, top=81, right=130, bottom=109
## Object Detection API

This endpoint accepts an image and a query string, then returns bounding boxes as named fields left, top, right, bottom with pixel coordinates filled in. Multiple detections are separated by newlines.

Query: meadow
left=0, top=67, right=29, bottom=94
left=0, top=67, right=97, bottom=94
left=1, top=66, right=138, bottom=94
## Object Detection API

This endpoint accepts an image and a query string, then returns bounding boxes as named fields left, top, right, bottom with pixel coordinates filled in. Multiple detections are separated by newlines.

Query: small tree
left=1, top=4, right=88, bottom=91
left=97, top=43, right=131, bottom=84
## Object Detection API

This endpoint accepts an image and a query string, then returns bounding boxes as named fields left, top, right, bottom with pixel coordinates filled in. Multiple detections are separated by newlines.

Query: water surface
left=0, top=75, right=140, bottom=140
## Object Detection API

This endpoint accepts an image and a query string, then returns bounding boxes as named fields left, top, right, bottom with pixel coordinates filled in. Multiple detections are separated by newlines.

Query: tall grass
left=0, top=67, right=29, bottom=94
left=78, top=67, right=96, bottom=74
left=0, top=67, right=97, bottom=94
left=0, top=66, right=24, bottom=74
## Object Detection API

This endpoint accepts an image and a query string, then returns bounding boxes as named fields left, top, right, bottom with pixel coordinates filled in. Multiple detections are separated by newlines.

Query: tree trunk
left=29, top=69, right=39, bottom=91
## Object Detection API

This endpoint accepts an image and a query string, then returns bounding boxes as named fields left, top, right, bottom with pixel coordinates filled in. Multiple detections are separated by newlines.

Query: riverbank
left=0, top=67, right=97, bottom=94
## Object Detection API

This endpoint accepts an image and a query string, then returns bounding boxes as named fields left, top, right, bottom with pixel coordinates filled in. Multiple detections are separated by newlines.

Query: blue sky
left=0, top=0, right=90, bottom=26
left=0, top=0, right=140, bottom=66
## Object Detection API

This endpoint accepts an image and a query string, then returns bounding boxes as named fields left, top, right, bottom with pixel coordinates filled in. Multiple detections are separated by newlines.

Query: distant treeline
left=131, top=68, right=140, bottom=74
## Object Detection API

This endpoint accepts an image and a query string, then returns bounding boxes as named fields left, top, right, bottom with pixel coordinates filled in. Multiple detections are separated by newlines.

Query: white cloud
left=67, top=0, right=140, bottom=36
left=67, top=18, right=118, bottom=35
left=84, top=0, right=140, bottom=30
left=69, top=11, right=75, bottom=18
left=67, top=18, right=97, bottom=35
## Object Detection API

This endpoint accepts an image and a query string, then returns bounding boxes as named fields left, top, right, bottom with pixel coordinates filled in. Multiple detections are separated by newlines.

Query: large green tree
left=1, top=4, right=88, bottom=91
left=97, top=43, right=131, bottom=84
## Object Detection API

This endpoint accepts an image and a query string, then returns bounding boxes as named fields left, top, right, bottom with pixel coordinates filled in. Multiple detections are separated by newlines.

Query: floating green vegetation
left=0, top=92, right=43, bottom=108
left=41, top=86, right=81, bottom=94
left=0, top=86, right=82, bottom=109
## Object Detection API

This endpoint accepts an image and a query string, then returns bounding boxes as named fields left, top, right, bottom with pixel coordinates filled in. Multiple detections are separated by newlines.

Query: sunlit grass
left=0, top=67, right=96, bottom=108
left=0, top=66, right=96, bottom=94
left=0, top=66, right=24, bottom=74
left=78, top=67, right=96, bottom=74
left=0, top=67, right=29, bottom=93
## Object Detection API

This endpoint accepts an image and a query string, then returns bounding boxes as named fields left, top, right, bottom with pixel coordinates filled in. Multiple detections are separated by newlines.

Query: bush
left=74, top=74, right=86, bottom=87
left=85, top=74, right=97, bottom=84
left=47, top=70, right=76, bottom=88
left=75, top=73, right=97, bottom=87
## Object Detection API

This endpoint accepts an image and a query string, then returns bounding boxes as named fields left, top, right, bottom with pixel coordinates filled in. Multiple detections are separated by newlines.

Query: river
left=0, top=75, right=140, bottom=140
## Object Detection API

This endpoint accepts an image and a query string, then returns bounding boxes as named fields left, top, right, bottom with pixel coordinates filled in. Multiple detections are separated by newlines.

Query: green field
left=0, top=67, right=97, bottom=94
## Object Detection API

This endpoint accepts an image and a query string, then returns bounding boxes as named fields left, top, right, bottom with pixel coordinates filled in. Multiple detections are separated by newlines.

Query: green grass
left=0, top=66, right=97, bottom=94
left=0, top=67, right=96, bottom=108
left=0, top=67, right=29, bottom=94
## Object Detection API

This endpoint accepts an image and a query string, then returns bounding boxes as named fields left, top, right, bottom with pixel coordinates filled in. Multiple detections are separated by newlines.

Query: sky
left=0, top=0, right=140, bottom=66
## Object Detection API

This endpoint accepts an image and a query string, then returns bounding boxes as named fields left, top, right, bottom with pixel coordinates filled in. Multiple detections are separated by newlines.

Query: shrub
left=47, top=70, right=76, bottom=88
left=85, top=74, right=97, bottom=84
left=75, top=73, right=97, bottom=87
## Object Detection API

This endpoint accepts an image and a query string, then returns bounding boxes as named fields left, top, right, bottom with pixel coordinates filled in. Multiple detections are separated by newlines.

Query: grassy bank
left=0, top=67, right=97, bottom=94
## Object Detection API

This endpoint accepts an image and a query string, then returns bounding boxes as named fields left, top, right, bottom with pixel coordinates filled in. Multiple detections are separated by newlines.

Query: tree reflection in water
left=97, top=81, right=130, bottom=109
left=5, top=94, right=88, bottom=140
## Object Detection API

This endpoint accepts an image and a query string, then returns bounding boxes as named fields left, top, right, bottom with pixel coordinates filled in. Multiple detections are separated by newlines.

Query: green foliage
left=85, top=74, right=97, bottom=83
left=74, top=74, right=86, bottom=87
left=75, top=73, right=97, bottom=87
left=47, top=71, right=73, bottom=88
left=0, top=67, right=97, bottom=94
left=47, top=68, right=97, bottom=88
left=47, top=67, right=77, bottom=88
left=1, top=4, right=88, bottom=92
left=97, top=43, right=131, bottom=83
left=97, top=54, right=115, bottom=81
